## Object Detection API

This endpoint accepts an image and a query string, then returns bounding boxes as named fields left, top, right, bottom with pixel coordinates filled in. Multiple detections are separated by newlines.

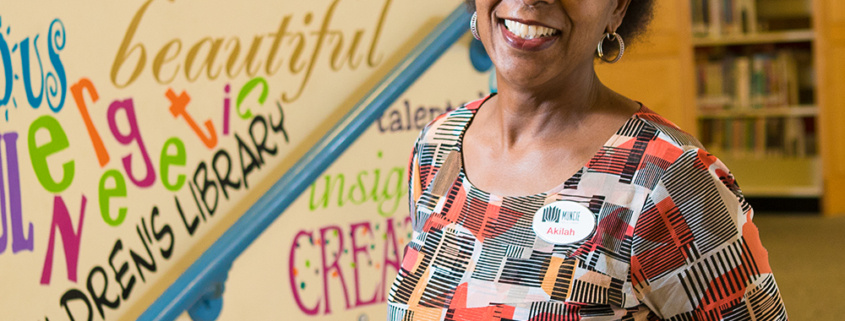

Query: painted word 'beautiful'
left=111, top=0, right=393, bottom=103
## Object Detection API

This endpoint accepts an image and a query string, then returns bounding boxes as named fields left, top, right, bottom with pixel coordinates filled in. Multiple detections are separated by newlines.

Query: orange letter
left=166, top=89, right=218, bottom=149
left=71, top=78, right=109, bottom=167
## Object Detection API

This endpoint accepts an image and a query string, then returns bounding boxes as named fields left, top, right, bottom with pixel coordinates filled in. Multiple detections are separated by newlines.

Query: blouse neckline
left=453, top=94, right=645, bottom=199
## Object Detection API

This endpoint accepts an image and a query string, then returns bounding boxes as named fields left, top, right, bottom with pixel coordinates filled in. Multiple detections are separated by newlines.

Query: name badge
left=532, top=201, right=596, bottom=245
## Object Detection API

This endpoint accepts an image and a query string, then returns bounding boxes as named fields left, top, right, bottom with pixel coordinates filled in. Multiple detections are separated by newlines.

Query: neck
left=490, top=65, right=611, bottom=148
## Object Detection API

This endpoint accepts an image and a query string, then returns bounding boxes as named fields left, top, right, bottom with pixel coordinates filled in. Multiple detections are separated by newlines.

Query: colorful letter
left=223, top=84, right=231, bottom=135
left=381, top=218, right=402, bottom=301
left=99, top=170, right=128, bottom=227
left=19, top=36, right=45, bottom=109
left=71, top=78, right=110, bottom=167
left=320, top=225, right=351, bottom=313
left=236, top=77, right=268, bottom=120
left=290, top=230, right=320, bottom=315
left=40, top=195, right=87, bottom=284
left=1, top=133, right=34, bottom=253
left=111, top=0, right=153, bottom=88
left=108, top=99, right=156, bottom=187
left=28, top=115, right=75, bottom=193
left=350, top=222, right=378, bottom=306
left=160, top=137, right=187, bottom=191
left=166, top=89, right=218, bottom=149
left=47, top=19, right=67, bottom=112
left=0, top=22, right=12, bottom=107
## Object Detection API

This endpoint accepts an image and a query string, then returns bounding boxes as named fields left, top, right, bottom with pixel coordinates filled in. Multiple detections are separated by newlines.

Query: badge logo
left=532, top=201, right=596, bottom=245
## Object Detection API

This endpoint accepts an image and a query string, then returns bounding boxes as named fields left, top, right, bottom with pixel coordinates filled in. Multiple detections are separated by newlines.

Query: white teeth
left=503, top=19, right=557, bottom=39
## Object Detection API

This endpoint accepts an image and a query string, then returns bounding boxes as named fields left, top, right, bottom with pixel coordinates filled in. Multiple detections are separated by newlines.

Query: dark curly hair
left=464, top=0, right=656, bottom=46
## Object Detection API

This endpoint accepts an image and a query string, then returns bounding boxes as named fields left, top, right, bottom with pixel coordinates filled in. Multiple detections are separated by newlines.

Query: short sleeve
left=631, top=148, right=788, bottom=320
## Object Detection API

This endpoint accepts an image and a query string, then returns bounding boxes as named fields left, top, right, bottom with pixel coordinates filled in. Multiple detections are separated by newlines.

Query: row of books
left=696, top=50, right=802, bottom=110
left=691, top=0, right=758, bottom=37
left=699, top=117, right=816, bottom=158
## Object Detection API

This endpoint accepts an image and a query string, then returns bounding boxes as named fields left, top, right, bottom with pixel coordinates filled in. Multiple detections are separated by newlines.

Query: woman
left=388, top=0, right=788, bottom=320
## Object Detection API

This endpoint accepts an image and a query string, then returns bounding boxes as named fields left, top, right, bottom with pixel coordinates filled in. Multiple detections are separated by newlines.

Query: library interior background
left=1, top=0, right=844, bottom=320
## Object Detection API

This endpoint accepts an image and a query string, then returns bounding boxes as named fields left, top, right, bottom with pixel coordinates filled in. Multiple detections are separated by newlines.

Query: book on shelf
left=691, top=0, right=758, bottom=38
left=700, top=117, right=815, bottom=158
left=696, top=50, right=801, bottom=110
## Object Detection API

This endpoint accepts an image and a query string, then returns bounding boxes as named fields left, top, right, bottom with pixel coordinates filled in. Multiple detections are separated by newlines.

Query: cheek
left=562, top=1, right=612, bottom=32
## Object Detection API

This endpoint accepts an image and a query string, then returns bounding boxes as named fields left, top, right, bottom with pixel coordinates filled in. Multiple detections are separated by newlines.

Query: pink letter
left=349, top=222, right=378, bottom=307
left=108, top=99, right=156, bottom=187
left=380, top=218, right=402, bottom=302
left=290, top=230, right=320, bottom=315
left=320, top=225, right=351, bottom=314
left=41, top=195, right=87, bottom=284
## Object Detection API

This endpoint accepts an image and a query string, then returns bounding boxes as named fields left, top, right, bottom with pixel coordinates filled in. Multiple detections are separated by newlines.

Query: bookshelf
left=698, top=105, right=818, bottom=118
left=687, top=0, right=824, bottom=201
left=601, top=0, right=845, bottom=215
left=692, top=29, right=814, bottom=46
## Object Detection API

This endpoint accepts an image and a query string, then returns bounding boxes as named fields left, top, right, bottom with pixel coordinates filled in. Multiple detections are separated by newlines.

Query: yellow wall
left=0, top=1, right=488, bottom=320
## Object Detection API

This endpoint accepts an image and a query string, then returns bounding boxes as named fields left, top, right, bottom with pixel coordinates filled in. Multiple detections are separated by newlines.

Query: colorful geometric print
left=387, top=96, right=787, bottom=321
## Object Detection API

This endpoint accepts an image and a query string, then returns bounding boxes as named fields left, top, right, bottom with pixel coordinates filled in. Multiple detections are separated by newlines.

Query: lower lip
left=500, top=22, right=558, bottom=52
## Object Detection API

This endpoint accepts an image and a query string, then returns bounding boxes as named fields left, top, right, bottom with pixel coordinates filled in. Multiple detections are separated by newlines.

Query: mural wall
left=0, top=0, right=489, bottom=319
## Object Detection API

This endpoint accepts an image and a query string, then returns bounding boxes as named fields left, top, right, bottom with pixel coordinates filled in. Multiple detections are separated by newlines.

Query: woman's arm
left=631, top=148, right=787, bottom=320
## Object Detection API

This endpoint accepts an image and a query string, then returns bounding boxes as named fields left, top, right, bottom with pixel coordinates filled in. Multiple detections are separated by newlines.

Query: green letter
left=236, top=77, right=268, bottom=120
left=378, top=167, right=405, bottom=217
left=160, top=137, right=187, bottom=191
left=308, top=174, right=345, bottom=211
left=28, top=115, right=74, bottom=193
left=99, top=170, right=127, bottom=226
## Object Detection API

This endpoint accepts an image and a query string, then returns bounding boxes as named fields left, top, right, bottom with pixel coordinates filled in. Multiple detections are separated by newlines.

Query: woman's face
left=475, top=0, right=627, bottom=90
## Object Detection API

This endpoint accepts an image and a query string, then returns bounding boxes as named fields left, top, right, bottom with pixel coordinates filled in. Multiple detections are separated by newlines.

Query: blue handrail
left=138, top=5, right=471, bottom=320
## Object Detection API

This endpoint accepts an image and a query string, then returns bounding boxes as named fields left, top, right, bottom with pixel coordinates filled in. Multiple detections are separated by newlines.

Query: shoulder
left=408, top=97, right=485, bottom=192
left=632, top=105, right=704, bottom=159
left=634, top=105, right=746, bottom=204
left=622, top=106, right=742, bottom=196
left=413, top=96, right=486, bottom=146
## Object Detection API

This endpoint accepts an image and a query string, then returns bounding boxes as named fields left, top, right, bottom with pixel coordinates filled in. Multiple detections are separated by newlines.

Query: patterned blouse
left=387, top=96, right=787, bottom=320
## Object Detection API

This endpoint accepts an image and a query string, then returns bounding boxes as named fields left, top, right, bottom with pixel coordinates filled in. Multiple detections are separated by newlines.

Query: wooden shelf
left=713, top=155, right=822, bottom=197
left=739, top=185, right=822, bottom=197
left=697, top=105, right=819, bottom=118
left=693, top=29, right=815, bottom=47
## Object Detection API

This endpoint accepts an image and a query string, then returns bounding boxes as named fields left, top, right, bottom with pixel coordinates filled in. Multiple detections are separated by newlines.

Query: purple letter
left=3, top=133, right=34, bottom=253
left=0, top=133, right=7, bottom=253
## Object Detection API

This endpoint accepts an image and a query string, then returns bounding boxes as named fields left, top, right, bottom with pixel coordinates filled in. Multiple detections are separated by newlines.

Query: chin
left=496, top=65, right=556, bottom=90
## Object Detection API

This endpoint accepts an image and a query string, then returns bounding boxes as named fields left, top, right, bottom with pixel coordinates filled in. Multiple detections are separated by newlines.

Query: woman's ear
left=607, top=0, right=634, bottom=32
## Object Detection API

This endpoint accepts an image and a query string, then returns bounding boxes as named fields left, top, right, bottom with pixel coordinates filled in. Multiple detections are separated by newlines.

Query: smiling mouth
left=501, top=18, right=560, bottom=40
left=498, top=18, right=560, bottom=51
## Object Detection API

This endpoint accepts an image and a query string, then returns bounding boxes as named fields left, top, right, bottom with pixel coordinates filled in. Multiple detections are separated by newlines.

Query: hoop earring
left=597, top=32, right=625, bottom=64
left=471, top=12, right=480, bottom=40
